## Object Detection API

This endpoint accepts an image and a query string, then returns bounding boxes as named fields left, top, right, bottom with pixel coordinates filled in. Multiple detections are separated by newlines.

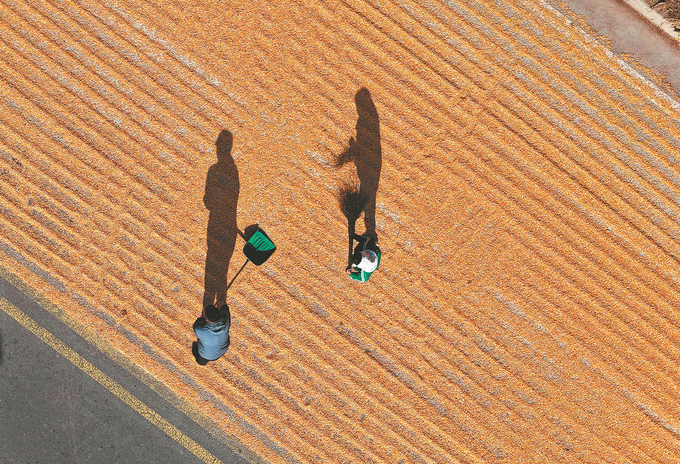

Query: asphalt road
left=0, top=274, right=253, bottom=464
left=549, top=0, right=680, bottom=98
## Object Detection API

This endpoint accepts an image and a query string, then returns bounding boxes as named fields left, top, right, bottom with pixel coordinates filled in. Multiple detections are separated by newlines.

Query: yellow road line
left=0, top=296, right=223, bottom=464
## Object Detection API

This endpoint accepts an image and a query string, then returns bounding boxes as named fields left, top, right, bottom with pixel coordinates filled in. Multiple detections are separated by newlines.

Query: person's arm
left=353, top=234, right=373, bottom=247
left=193, top=316, right=206, bottom=331
left=365, top=237, right=377, bottom=251
left=219, top=304, right=231, bottom=325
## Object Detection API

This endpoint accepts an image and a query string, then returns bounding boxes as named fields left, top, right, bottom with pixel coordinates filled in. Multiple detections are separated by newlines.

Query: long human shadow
left=335, top=87, right=382, bottom=239
left=203, top=130, right=240, bottom=308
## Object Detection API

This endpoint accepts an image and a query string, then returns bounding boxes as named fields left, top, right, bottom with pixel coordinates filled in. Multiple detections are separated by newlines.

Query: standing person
left=346, top=233, right=381, bottom=282
left=192, top=294, right=231, bottom=365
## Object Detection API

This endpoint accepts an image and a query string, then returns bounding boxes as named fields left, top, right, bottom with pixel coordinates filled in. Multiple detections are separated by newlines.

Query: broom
left=338, top=181, right=370, bottom=268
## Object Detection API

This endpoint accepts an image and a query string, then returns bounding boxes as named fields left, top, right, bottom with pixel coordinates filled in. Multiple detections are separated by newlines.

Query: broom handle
left=220, top=259, right=249, bottom=300
left=347, top=219, right=356, bottom=267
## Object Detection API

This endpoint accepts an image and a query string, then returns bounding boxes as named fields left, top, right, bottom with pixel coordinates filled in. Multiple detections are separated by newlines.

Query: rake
left=220, top=227, right=276, bottom=298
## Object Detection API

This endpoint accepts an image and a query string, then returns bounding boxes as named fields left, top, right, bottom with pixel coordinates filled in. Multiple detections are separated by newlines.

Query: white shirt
left=357, top=250, right=378, bottom=273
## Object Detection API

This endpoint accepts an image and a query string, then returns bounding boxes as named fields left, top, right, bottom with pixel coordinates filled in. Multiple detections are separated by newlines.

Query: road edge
left=539, top=0, right=680, bottom=112
left=621, top=0, right=680, bottom=40
left=0, top=263, right=266, bottom=464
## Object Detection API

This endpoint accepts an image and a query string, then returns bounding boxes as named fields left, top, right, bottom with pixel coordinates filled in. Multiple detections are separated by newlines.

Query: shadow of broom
left=338, top=181, right=370, bottom=268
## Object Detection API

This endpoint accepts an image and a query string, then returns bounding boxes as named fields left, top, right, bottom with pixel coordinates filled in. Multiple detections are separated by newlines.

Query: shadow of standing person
left=203, top=130, right=240, bottom=308
left=335, top=87, right=382, bottom=240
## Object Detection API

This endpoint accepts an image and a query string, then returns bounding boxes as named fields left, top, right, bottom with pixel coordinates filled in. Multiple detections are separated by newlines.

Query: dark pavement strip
left=0, top=274, right=254, bottom=464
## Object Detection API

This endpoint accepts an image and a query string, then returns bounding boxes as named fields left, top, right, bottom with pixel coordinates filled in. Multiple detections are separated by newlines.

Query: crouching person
left=346, top=234, right=381, bottom=282
left=192, top=294, right=231, bottom=365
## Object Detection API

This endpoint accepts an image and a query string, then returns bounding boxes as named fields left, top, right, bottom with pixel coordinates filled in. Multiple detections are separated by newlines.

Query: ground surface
left=2, top=0, right=680, bottom=463
left=0, top=273, right=250, bottom=464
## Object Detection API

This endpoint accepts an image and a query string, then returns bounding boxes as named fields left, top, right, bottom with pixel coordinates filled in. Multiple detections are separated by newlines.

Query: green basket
left=243, top=229, right=276, bottom=265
